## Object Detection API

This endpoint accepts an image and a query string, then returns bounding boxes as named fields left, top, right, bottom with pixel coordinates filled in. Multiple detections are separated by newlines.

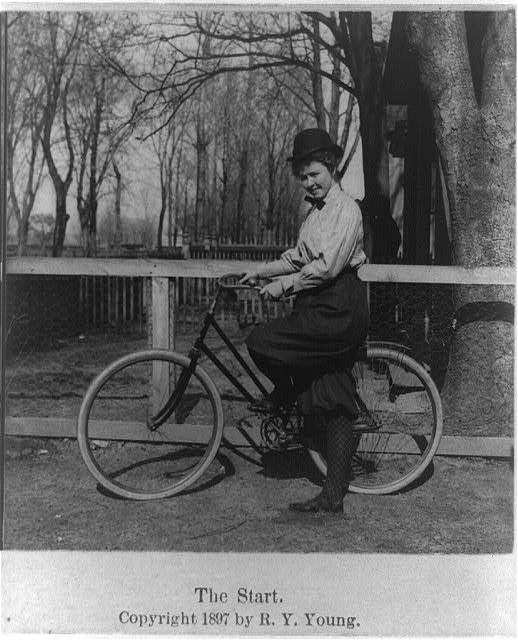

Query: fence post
left=151, top=277, right=176, bottom=412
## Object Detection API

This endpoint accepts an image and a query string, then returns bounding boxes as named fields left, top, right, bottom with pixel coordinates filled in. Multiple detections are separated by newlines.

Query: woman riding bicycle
left=240, top=128, right=369, bottom=513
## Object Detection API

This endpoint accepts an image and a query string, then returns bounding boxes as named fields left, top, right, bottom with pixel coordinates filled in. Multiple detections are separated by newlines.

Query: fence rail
left=8, top=258, right=514, bottom=337
left=6, top=257, right=515, bottom=343
left=5, top=258, right=514, bottom=454
left=8, top=257, right=515, bottom=283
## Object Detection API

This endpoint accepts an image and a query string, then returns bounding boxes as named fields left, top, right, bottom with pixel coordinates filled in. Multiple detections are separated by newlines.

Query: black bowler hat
left=288, top=128, right=343, bottom=162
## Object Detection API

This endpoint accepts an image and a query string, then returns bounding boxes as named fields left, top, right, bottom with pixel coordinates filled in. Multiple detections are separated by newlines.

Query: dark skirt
left=246, top=270, right=369, bottom=416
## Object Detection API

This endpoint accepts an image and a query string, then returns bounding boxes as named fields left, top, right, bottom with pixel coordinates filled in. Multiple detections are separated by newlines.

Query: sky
left=8, top=7, right=394, bottom=247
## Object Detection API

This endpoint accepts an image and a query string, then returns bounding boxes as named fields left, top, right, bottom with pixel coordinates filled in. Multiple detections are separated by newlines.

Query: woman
left=240, top=128, right=369, bottom=513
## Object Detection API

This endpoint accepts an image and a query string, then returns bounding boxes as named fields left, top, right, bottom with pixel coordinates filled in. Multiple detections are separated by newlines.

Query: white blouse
left=261, top=183, right=366, bottom=295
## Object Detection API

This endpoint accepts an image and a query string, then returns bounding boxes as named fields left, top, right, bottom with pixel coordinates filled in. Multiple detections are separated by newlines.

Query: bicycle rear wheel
left=77, top=350, right=224, bottom=500
left=308, top=346, right=443, bottom=495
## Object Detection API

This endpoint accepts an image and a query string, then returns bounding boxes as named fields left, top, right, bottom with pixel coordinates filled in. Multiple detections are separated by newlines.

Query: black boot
left=288, top=491, right=344, bottom=513
left=289, top=413, right=358, bottom=513
left=248, top=350, right=295, bottom=413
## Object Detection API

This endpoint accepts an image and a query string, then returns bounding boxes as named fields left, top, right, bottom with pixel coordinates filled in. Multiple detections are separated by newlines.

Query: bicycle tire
left=307, top=345, right=443, bottom=495
left=77, top=350, right=224, bottom=500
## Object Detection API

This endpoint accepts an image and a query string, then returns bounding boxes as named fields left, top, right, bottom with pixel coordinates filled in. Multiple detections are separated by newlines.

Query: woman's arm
left=239, top=240, right=305, bottom=284
left=278, top=197, right=364, bottom=295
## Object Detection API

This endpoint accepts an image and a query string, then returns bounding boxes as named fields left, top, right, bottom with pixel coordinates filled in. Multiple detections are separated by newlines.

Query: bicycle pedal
left=352, top=418, right=380, bottom=432
left=285, top=441, right=305, bottom=451
left=261, top=439, right=303, bottom=453
left=260, top=440, right=284, bottom=452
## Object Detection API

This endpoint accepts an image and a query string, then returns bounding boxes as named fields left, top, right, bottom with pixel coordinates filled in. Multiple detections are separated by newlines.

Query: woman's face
left=298, top=161, right=334, bottom=200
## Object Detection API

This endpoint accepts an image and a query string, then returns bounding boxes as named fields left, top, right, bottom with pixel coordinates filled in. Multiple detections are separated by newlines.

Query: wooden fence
left=7, top=239, right=291, bottom=262
left=79, top=275, right=145, bottom=327
left=9, top=243, right=293, bottom=331
left=188, top=243, right=288, bottom=261
left=5, top=258, right=515, bottom=456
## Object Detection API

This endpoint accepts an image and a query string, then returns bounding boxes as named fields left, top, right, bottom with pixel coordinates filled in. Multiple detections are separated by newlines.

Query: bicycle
left=77, top=273, right=443, bottom=501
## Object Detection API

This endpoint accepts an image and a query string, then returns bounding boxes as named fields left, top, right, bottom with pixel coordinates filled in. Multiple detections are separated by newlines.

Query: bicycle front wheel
left=308, top=346, right=443, bottom=495
left=77, top=350, right=224, bottom=500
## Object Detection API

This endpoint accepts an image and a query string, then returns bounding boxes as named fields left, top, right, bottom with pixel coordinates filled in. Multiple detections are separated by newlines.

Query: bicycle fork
left=146, top=294, right=222, bottom=431
left=147, top=350, right=201, bottom=431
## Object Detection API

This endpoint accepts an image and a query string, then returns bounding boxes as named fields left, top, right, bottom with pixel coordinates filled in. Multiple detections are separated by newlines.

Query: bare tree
left=216, top=75, right=233, bottom=239
left=30, top=213, right=55, bottom=253
left=150, top=115, right=186, bottom=250
left=407, top=11, right=515, bottom=434
left=91, top=11, right=374, bottom=244
left=71, top=13, right=137, bottom=256
left=170, top=12, right=380, bottom=192
left=6, top=14, right=47, bottom=255
left=122, top=10, right=385, bottom=248
left=309, top=15, right=326, bottom=129
left=253, top=75, right=298, bottom=240
left=111, top=158, right=123, bottom=248
left=38, top=12, right=85, bottom=257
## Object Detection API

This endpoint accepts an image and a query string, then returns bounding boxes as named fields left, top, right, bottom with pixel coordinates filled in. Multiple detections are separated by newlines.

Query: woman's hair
left=290, top=149, right=342, bottom=178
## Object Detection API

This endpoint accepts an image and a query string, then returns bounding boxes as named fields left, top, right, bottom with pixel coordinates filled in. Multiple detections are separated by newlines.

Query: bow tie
left=304, top=195, right=326, bottom=210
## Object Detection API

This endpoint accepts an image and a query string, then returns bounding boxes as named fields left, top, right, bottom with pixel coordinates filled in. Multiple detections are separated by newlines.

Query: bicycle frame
left=77, top=274, right=443, bottom=499
left=148, top=278, right=269, bottom=429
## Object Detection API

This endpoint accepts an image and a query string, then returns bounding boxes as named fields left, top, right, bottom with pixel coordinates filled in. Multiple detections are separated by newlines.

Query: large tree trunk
left=345, top=12, right=384, bottom=196
left=407, top=11, right=515, bottom=435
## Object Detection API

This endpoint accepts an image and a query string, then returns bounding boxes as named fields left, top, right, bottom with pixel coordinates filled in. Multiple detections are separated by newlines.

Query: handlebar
left=217, top=273, right=268, bottom=291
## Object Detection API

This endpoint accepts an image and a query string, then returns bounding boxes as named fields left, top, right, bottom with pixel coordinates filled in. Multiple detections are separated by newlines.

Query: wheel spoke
left=77, top=351, right=223, bottom=500
left=307, top=347, right=442, bottom=495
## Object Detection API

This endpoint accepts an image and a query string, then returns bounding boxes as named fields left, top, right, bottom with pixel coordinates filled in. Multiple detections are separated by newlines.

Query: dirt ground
left=2, top=440, right=514, bottom=553
left=3, top=326, right=515, bottom=553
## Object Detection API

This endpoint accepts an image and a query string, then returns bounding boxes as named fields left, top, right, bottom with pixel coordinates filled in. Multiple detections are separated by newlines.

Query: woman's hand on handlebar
left=239, top=270, right=262, bottom=287
left=259, top=280, right=284, bottom=300
left=238, top=271, right=283, bottom=299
